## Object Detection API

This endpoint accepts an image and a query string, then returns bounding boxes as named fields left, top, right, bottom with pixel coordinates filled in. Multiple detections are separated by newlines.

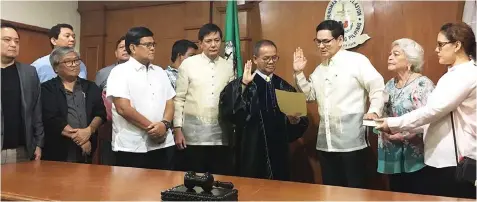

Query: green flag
left=224, top=0, right=243, bottom=77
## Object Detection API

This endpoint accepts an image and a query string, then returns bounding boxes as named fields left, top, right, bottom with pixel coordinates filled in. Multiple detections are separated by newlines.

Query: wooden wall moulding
left=239, top=37, right=252, bottom=41
left=216, top=1, right=258, bottom=13
left=184, top=26, right=202, bottom=30
left=0, top=19, right=49, bottom=34
left=78, top=1, right=185, bottom=13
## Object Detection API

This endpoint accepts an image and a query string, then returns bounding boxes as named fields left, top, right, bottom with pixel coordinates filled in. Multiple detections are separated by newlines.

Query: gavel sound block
left=161, top=171, right=238, bottom=201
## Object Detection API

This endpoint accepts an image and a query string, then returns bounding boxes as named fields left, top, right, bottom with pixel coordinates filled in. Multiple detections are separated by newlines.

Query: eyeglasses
left=138, top=42, right=156, bottom=49
left=314, top=38, right=335, bottom=46
left=60, top=58, right=81, bottom=67
left=259, top=55, right=280, bottom=63
left=436, top=41, right=455, bottom=51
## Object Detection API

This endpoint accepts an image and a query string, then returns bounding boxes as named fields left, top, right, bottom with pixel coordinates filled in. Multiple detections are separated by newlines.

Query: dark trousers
left=418, top=166, right=476, bottom=199
left=146, top=146, right=175, bottom=170
left=99, top=139, right=115, bottom=165
left=115, top=146, right=175, bottom=169
left=316, top=148, right=369, bottom=188
left=175, top=145, right=232, bottom=175
left=98, top=121, right=115, bottom=165
left=115, top=151, right=147, bottom=168
left=387, top=166, right=429, bottom=195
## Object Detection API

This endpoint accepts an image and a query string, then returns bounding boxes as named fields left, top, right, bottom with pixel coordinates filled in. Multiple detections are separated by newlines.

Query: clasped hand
left=65, top=127, right=92, bottom=155
left=66, top=127, right=92, bottom=146
left=147, top=122, right=167, bottom=139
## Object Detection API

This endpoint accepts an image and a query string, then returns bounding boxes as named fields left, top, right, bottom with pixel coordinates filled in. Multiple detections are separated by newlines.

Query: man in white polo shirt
left=107, top=26, right=175, bottom=169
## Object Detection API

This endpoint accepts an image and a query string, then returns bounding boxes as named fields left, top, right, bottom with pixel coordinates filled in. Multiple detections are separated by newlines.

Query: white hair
left=49, top=47, right=78, bottom=72
left=391, top=38, right=424, bottom=73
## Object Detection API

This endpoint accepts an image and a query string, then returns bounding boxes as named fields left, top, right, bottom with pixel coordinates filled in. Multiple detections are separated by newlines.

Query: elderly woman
left=377, top=22, right=476, bottom=199
left=41, top=47, right=106, bottom=163
left=377, top=38, right=434, bottom=194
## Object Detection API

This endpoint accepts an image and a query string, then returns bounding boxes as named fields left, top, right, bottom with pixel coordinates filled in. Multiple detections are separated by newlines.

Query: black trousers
left=99, top=138, right=115, bottom=166
left=174, top=145, right=232, bottom=175
left=316, top=148, right=369, bottom=188
left=115, top=151, right=147, bottom=168
left=115, top=146, right=175, bottom=170
left=387, top=166, right=430, bottom=195
left=146, top=146, right=175, bottom=170
left=418, top=166, right=476, bottom=199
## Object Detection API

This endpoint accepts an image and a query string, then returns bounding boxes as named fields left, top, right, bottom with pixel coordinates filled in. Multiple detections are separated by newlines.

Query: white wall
left=1, top=1, right=81, bottom=50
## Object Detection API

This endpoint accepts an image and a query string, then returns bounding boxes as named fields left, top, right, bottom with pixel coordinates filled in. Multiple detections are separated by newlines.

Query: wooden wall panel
left=80, top=36, right=104, bottom=80
left=1, top=20, right=51, bottom=64
left=103, top=41, right=117, bottom=67
left=101, top=1, right=210, bottom=67
left=81, top=10, right=105, bottom=37
left=155, top=38, right=178, bottom=68
left=184, top=2, right=211, bottom=29
left=80, top=6, right=105, bottom=80
left=16, top=29, right=51, bottom=64
left=129, top=4, right=184, bottom=39
left=104, top=8, right=134, bottom=65
left=184, top=28, right=198, bottom=43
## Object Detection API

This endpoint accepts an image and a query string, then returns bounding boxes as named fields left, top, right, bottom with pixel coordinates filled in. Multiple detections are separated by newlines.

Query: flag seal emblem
left=224, top=41, right=234, bottom=61
left=325, top=0, right=370, bottom=49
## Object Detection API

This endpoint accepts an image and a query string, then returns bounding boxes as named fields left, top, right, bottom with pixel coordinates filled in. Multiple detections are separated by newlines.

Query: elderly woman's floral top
left=377, top=76, right=434, bottom=174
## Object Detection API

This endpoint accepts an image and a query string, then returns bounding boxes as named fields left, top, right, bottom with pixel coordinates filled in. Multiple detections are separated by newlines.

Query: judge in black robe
left=219, top=40, right=308, bottom=181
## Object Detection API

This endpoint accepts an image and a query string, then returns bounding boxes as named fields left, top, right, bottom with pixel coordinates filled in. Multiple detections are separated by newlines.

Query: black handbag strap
left=450, top=112, right=459, bottom=164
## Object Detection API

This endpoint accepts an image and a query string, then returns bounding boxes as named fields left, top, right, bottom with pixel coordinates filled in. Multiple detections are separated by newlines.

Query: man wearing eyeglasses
left=107, top=27, right=176, bottom=169
left=41, top=47, right=105, bottom=163
left=1, top=23, right=44, bottom=164
left=293, top=20, right=385, bottom=188
left=219, top=40, right=309, bottom=180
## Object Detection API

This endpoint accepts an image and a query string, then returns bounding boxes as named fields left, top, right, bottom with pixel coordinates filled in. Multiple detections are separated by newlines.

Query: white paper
left=363, top=119, right=379, bottom=127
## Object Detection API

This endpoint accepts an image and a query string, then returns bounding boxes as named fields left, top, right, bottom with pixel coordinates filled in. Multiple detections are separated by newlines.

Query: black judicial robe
left=219, top=74, right=309, bottom=181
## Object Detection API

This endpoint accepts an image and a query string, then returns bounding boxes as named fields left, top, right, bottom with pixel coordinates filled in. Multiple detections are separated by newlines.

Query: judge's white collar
left=255, top=70, right=273, bottom=82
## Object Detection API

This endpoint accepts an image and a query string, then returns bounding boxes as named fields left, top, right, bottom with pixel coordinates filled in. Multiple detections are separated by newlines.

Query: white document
left=363, top=119, right=381, bottom=127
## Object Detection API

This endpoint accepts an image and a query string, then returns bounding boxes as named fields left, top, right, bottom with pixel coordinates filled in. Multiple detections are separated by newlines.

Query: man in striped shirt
left=165, top=39, right=198, bottom=89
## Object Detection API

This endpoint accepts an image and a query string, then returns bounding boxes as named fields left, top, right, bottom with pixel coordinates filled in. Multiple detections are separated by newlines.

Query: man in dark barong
left=219, top=40, right=309, bottom=181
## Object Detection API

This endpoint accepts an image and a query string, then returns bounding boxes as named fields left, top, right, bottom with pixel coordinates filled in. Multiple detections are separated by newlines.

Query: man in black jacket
left=219, top=40, right=309, bottom=181
left=41, top=46, right=106, bottom=163
left=1, top=22, right=44, bottom=164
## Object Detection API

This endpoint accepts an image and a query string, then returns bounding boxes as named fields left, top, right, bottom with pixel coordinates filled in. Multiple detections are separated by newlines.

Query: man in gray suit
left=1, top=22, right=44, bottom=164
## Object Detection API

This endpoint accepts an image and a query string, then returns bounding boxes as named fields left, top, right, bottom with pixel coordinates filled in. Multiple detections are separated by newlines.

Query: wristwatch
left=161, top=120, right=172, bottom=131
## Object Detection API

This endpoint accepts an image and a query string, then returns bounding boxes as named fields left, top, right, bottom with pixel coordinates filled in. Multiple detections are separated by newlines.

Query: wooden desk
left=1, top=161, right=469, bottom=201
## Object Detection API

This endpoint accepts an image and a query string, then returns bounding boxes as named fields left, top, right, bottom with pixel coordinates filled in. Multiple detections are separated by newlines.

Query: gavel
left=184, top=171, right=234, bottom=193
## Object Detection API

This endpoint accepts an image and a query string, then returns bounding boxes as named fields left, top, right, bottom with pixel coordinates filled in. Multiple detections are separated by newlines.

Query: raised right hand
left=293, top=47, right=307, bottom=73
left=241, top=60, right=255, bottom=85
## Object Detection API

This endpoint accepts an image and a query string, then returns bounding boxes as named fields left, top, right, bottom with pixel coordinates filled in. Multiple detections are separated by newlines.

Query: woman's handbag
left=451, top=112, right=476, bottom=184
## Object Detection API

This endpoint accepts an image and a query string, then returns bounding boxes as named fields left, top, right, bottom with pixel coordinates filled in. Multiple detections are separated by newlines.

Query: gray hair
left=49, top=47, right=78, bottom=72
left=391, top=38, right=424, bottom=73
